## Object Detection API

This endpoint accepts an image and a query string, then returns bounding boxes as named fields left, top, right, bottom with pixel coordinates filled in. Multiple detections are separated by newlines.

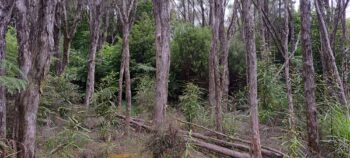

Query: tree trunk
left=300, top=0, right=321, bottom=156
left=283, top=0, right=295, bottom=130
left=199, top=0, right=205, bottom=27
left=152, top=0, right=171, bottom=129
left=0, top=0, right=14, bottom=138
left=209, top=0, right=223, bottom=132
left=241, top=0, right=263, bottom=157
left=85, top=0, right=103, bottom=107
left=122, top=24, right=132, bottom=129
left=341, top=0, right=348, bottom=97
left=15, top=0, right=57, bottom=157
left=315, top=0, right=349, bottom=115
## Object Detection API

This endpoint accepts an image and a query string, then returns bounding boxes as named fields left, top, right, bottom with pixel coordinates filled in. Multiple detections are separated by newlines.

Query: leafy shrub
left=134, top=75, right=155, bottom=113
left=321, top=105, right=350, bottom=157
left=179, top=83, right=203, bottom=123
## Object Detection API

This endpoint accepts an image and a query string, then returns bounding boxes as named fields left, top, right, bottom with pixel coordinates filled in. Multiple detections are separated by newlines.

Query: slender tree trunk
left=283, top=0, right=295, bottom=130
left=153, top=0, right=171, bottom=129
left=199, top=0, right=205, bottom=27
left=56, top=0, right=83, bottom=76
left=117, top=57, right=125, bottom=112
left=315, top=0, right=349, bottom=115
left=0, top=0, right=14, bottom=138
left=85, top=0, right=103, bottom=107
left=300, top=0, right=321, bottom=156
left=122, top=24, right=132, bottom=129
left=209, top=0, right=223, bottom=132
left=15, top=0, right=57, bottom=157
left=241, top=0, right=262, bottom=157
left=259, top=0, right=267, bottom=59
left=341, top=0, right=348, bottom=97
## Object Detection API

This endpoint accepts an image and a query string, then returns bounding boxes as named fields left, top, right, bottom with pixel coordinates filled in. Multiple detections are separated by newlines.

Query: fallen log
left=182, top=131, right=284, bottom=158
left=190, top=138, right=250, bottom=158
left=115, top=114, right=285, bottom=158
left=176, top=118, right=285, bottom=157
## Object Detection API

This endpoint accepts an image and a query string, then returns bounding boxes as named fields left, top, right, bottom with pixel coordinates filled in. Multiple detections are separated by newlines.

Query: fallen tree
left=115, top=114, right=285, bottom=158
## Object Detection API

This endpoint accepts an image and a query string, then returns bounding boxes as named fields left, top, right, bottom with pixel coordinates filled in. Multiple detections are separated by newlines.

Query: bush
left=146, top=127, right=186, bottom=158
left=321, top=105, right=350, bottom=157
left=179, top=83, right=203, bottom=123
left=134, top=75, right=155, bottom=114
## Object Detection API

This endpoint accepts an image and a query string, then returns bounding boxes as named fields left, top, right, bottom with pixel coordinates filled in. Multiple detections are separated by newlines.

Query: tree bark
left=84, top=0, right=103, bottom=107
left=152, top=0, right=171, bottom=129
left=300, top=0, right=321, bottom=156
left=340, top=0, right=348, bottom=97
left=209, top=0, right=223, bottom=132
left=0, top=0, right=14, bottom=138
left=15, top=0, right=57, bottom=157
left=56, top=0, right=83, bottom=76
left=199, top=0, right=205, bottom=27
left=241, top=0, right=263, bottom=157
left=283, top=0, right=295, bottom=130
left=315, top=0, right=349, bottom=115
left=115, top=0, right=137, bottom=130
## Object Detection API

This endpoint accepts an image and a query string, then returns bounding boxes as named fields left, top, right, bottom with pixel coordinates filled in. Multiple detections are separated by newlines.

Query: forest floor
left=35, top=108, right=288, bottom=158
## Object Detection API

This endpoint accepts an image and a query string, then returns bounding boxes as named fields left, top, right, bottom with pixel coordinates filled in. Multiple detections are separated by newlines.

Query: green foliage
left=0, top=27, right=28, bottom=94
left=134, top=75, right=155, bottom=113
left=179, top=83, right=203, bottom=123
left=171, top=24, right=211, bottom=85
left=257, top=61, right=288, bottom=124
left=321, top=105, right=350, bottom=157
left=42, top=128, right=91, bottom=158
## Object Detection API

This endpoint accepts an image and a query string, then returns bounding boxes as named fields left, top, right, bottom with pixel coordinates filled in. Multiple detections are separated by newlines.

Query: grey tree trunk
left=283, top=0, right=295, bottom=130
left=300, top=0, right=321, bottom=156
left=209, top=0, right=223, bottom=132
left=15, top=0, right=57, bottom=157
left=241, top=0, right=263, bottom=157
left=0, top=0, right=14, bottom=138
left=84, top=0, right=103, bottom=107
left=315, top=0, right=349, bottom=115
left=152, top=0, right=171, bottom=129
left=115, top=0, right=137, bottom=130
left=340, top=0, right=348, bottom=97
left=199, top=0, right=205, bottom=27
left=56, top=0, right=83, bottom=76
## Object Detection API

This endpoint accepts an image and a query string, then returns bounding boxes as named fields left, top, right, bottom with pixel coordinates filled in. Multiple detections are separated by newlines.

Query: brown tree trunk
left=85, top=0, right=103, bottom=107
left=15, top=0, right=57, bottom=157
left=300, top=0, right=321, bottom=156
left=56, top=0, right=83, bottom=76
left=115, top=0, right=136, bottom=129
left=241, top=0, right=263, bottom=157
left=209, top=0, right=223, bottom=132
left=0, top=0, right=14, bottom=138
left=283, top=0, right=295, bottom=130
left=340, top=0, right=348, bottom=97
left=315, top=0, right=349, bottom=115
left=199, top=0, right=205, bottom=27
left=152, top=0, right=171, bottom=129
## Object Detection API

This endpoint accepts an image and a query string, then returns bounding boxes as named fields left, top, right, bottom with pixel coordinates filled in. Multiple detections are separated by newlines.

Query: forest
left=1, top=0, right=350, bottom=157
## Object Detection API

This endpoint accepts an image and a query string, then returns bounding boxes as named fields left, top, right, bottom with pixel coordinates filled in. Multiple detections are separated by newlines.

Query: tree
left=152, top=0, right=171, bottom=128
left=300, top=0, right=320, bottom=155
left=15, top=0, right=58, bottom=157
left=241, top=0, right=262, bottom=157
left=84, top=0, right=103, bottom=106
left=208, top=0, right=223, bottom=132
left=0, top=0, right=14, bottom=137
left=55, top=0, right=83, bottom=76
left=115, top=0, right=137, bottom=129
left=315, top=0, right=349, bottom=116
left=283, top=0, right=295, bottom=130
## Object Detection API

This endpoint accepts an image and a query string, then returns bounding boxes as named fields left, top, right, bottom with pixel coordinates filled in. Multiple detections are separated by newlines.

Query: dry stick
left=273, top=32, right=301, bottom=80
